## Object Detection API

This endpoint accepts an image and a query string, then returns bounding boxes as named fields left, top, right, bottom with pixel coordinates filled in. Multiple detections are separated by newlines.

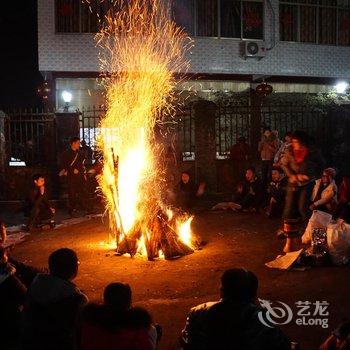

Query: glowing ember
left=92, top=0, right=195, bottom=259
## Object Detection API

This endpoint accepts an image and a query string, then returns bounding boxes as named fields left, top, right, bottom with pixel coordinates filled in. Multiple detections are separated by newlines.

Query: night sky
left=0, top=0, right=42, bottom=108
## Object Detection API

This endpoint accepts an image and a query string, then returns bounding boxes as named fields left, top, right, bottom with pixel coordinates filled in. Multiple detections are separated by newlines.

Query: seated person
left=310, top=168, right=338, bottom=214
left=334, top=176, right=350, bottom=223
left=173, top=172, right=205, bottom=211
left=0, top=246, right=27, bottom=349
left=0, top=219, right=6, bottom=246
left=22, top=248, right=88, bottom=350
left=232, top=167, right=264, bottom=212
left=23, top=173, right=55, bottom=231
left=212, top=168, right=264, bottom=212
left=81, top=282, right=159, bottom=350
left=266, top=169, right=287, bottom=218
left=0, top=247, right=44, bottom=349
left=180, top=268, right=290, bottom=350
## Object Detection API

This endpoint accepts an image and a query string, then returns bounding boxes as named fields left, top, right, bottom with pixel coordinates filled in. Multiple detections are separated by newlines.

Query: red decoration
left=59, top=3, right=73, bottom=17
left=245, top=11, right=262, bottom=29
left=256, top=83, right=273, bottom=97
left=37, top=81, right=51, bottom=102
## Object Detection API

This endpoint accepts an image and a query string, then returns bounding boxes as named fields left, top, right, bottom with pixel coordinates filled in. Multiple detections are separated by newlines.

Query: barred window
left=280, top=0, right=350, bottom=45
left=173, top=0, right=264, bottom=40
left=55, top=0, right=110, bottom=33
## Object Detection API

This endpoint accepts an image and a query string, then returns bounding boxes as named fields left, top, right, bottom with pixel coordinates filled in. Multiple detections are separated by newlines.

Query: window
left=55, top=0, right=110, bottom=33
left=280, top=0, right=350, bottom=45
left=173, top=0, right=264, bottom=40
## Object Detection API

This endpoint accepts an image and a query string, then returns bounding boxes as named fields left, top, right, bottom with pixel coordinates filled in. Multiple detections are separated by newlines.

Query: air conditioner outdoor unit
left=240, top=41, right=266, bottom=60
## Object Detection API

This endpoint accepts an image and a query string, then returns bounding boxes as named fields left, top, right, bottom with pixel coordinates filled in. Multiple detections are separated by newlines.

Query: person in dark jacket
left=181, top=268, right=290, bottom=350
left=281, top=130, right=325, bottom=224
left=81, top=282, right=157, bottom=350
left=24, top=173, right=55, bottom=231
left=232, top=167, right=264, bottom=212
left=0, top=246, right=27, bottom=349
left=59, top=137, right=91, bottom=216
left=0, top=247, right=44, bottom=349
left=266, top=169, right=287, bottom=218
left=22, top=248, right=88, bottom=350
left=174, top=172, right=205, bottom=211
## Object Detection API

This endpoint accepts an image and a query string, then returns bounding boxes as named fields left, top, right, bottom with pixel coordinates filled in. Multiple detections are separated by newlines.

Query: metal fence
left=175, top=104, right=195, bottom=160
left=4, top=109, right=56, bottom=166
left=1, top=103, right=333, bottom=168
left=215, top=104, right=331, bottom=158
left=79, top=106, right=105, bottom=149
left=215, top=105, right=251, bottom=158
left=78, top=105, right=196, bottom=160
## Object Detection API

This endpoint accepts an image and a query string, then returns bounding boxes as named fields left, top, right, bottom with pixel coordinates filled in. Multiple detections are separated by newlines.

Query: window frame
left=279, top=0, right=350, bottom=46
left=174, top=0, right=265, bottom=41
left=55, top=0, right=104, bottom=34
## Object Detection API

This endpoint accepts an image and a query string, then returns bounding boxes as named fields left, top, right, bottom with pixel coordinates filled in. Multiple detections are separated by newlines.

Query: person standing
left=59, top=137, right=91, bottom=216
left=258, top=127, right=279, bottom=188
left=274, top=132, right=292, bottom=167
left=281, top=131, right=325, bottom=227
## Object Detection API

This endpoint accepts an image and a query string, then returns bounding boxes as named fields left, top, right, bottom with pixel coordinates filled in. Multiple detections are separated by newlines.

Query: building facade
left=38, top=0, right=350, bottom=110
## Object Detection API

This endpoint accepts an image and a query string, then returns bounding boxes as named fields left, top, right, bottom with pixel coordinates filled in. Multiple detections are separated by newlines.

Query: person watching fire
left=173, top=172, right=205, bottom=212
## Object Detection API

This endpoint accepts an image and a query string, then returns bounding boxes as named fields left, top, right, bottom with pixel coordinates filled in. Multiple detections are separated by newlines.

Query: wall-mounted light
left=334, top=81, right=348, bottom=94
left=62, top=91, right=73, bottom=112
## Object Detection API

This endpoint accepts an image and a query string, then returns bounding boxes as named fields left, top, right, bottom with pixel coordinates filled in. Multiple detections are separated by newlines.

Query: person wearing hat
left=310, top=168, right=338, bottom=214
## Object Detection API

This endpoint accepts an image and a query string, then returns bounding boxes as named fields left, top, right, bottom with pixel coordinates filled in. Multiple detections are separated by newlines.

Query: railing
left=79, top=105, right=196, bottom=160
left=215, top=104, right=330, bottom=159
left=4, top=109, right=56, bottom=167
left=79, top=106, right=105, bottom=149
left=216, top=105, right=251, bottom=159
left=1, top=103, right=333, bottom=168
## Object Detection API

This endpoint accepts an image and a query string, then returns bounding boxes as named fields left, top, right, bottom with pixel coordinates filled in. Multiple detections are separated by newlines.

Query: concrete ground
left=9, top=210, right=350, bottom=350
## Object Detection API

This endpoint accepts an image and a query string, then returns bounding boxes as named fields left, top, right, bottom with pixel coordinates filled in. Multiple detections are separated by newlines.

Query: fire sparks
left=93, top=0, right=195, bottom=259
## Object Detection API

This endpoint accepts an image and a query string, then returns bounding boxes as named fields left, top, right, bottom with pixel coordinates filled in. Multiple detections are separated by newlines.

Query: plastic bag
left=302, top=210, right=333, bottom=244
left=327, top=220, right=350, bottom=265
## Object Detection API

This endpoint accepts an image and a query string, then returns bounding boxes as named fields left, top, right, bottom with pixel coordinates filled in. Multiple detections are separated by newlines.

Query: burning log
left=116, top=209, right=194, bottom=260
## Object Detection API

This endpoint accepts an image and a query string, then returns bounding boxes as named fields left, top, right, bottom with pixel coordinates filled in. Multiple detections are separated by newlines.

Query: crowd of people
left=1, top=245, right=349, bottom=349
left=1, top=131, right=350, bottom=349
left=214, top=128, right=350, bottom=230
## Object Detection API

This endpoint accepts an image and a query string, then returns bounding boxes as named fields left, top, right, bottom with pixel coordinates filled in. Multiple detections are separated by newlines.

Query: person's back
left=81, top=303, right=153, bottom=350
left=181, top=268, right=290, bottom=350
left=0, top=247, right=27, bottom=349
left=22, top=248, right=87, bottom=350
left=80, top=282, right=155, bottom=350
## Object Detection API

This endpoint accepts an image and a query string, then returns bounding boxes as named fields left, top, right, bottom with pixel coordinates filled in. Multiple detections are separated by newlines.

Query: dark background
left=0, top=0, right=42, bottom=108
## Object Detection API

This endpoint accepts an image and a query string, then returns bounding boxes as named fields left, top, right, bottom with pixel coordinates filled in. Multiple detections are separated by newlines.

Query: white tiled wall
left=38, top=0, right=350, bottom=78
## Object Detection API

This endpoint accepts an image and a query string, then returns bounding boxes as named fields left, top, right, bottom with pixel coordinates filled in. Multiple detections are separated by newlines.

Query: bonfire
left=90, top=0, right=197, bottom=260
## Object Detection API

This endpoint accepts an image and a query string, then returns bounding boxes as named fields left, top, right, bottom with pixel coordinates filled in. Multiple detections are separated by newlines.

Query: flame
left=178, top=216, right=194, bottom=248
left=93, top=0, right=194, bottom=259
